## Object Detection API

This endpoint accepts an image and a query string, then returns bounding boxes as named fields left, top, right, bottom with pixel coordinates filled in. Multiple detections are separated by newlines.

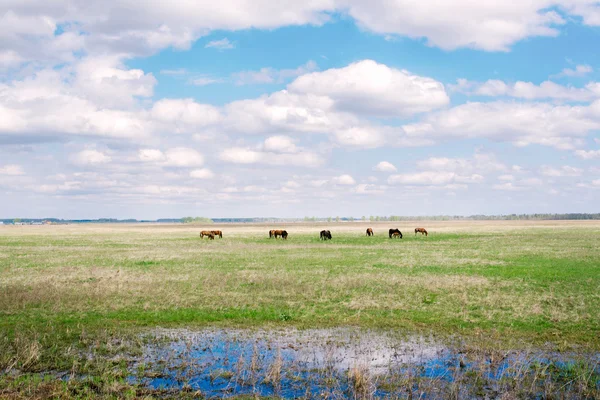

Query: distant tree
left=335, top=216, right=340, bottom=222
left=327, top=217, right=332, bottom=222
left=369, top=216, right=374, bottom=222
left=375, top=216, right=380, bottom=222
left=349, top=216, right=354, bottom=222
left=13, top=218, right=21, bottom=223
left=361, top=216, right=366, bottom=221
left=181, top=217, right=213, bottom=224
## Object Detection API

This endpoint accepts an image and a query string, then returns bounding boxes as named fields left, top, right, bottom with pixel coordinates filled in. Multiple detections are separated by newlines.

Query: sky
left=1, top=1, right=600, bottom=219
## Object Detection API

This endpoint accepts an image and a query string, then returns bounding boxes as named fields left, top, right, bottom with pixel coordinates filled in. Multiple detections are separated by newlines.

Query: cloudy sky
left=1, top=1, right=600, bottom=219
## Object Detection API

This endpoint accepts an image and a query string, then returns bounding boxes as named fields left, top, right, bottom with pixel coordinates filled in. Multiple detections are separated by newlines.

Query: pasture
left=1, top=221, right=599, bottom=397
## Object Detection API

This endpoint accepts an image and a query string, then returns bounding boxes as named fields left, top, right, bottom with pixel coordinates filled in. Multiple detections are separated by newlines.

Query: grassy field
left=1, top=221, right=599, bottom=397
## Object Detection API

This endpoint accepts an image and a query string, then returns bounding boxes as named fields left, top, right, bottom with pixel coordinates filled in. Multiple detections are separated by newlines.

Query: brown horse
left=281, top=230, right=288, bottom=240
left=269, top=229, right=275, bottom=238
left=200, top=230, right=213, bottom=238
left=391, top=231, right=401, bottom=238
left=415, top=228, right=428, bottom=236
left=366, top=228, right=373, bottom=236
left=211, top=230, right=223, bottom=238
left=272, top=229, right=284, bottom=239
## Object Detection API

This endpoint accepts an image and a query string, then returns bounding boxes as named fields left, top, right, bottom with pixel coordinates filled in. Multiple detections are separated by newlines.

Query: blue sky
left=1, top=1, right=600, bottom=219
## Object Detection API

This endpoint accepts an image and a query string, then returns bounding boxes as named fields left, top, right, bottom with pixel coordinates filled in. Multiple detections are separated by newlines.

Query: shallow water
left=129, top=328, right=599, bottom=399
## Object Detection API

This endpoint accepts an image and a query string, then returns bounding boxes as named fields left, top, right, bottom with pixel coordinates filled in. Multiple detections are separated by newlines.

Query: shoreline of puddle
left=127, top=328, right=600, bottom=398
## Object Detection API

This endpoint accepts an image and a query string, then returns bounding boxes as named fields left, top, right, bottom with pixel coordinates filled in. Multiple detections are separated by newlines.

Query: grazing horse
left=269, top=230, right=275, bottom=238
left=415, top=228, right=428, bottom=236
left=211, top=230, right=223, bottom=238
left=320, top=230, right=332, bottom=240
left=389, top=228, right=403, bottom=239
left=366, top=228, right=374, bottom=236
left=273, top=229, right=285, bottom=239
left=200, top=230, right=214, bottom=238
left=281, top=230, right=288, bottom=240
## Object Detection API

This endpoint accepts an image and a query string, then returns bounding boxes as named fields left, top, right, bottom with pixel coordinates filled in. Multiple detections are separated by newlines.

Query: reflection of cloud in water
left=280, top=329, right=445, bottom=374
left=132, top=328, right=599, bottom=398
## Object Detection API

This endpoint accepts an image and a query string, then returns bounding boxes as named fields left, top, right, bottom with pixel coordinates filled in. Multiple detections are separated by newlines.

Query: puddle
left=129, top=328, right=599, bottom=399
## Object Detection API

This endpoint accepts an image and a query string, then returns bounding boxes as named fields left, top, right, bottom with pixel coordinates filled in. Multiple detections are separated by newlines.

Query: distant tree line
left=181, top=217, right=213, bottom=224
left=1, top=213, right=599, bottom=225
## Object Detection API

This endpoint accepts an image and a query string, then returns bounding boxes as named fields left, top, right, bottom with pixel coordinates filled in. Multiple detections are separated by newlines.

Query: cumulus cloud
left=190, top=168, right=215, bottom=179
left=340, top=0, right=565, bottom=51
left=70, top=150, right=112, bottom=166
left=402, top=101, right=600, bottom=150
left=540, top=165, right=583, bottom=176
left=332, top=174, right=356, bottom=185
left=451, top=78, right=600, bottom=102
left=575, top=149, right=600, bottom=159
left=163, top=148, right=204, bottom=167
left=151, top=99, right=222, bottom=128
left=263, top=136, right=299, bottom=153
left=0, top=164, right=25, bottom=175
left=374, top=161, right=397, bottom=172
left=289, top=60, right=449, bottom=117
left=388, top=171, right=483, bottom=185
left=0, top=64, right=153, bottom=143
left=138, top=149, right=165, bottom=162
left=219, top=147, right=323, bottom=167
left=552, top=64, right=593, bottom=78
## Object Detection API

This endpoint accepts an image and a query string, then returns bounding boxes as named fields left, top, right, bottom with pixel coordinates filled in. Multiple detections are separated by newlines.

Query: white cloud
left=190, top=76, right=224, bottom=86
left=205, top=38, right=235, bottom=50
left=138, top=149, right=165, bottom=162
left=553, top=64, right=593, bottom=78
left=416, top=153, right=506, bottom=174
left=341, top=0, right=565, bottom=51
left=354, top=183, right=385, bottom=194
left=289, top=60, right=449, bottom=117
left=190, top=168, right=215, bottom=179
left=263, top=136, right=299, bottom=153
left=219, top=147, right=323, bottom=167
left=452, top=78, right=600, bottom=101
left=332, top=174, right=356, bottom=185
left=493, top=182, right=522, bottom=191
left=374, top=161, right=397, bottom=172
left=151, top=98, right=222, bottom=130
left=0, top=64, right=153, bottom=142
left=233, top=61, right=318, bottom=85
left=0, top=164, right=25, bottom=175
left=540, top=165, right=583, bottom=176
left=388, top=171, right=483, bottom=186
left=70, top=150, right=112, bottom=166
left=498, top=174, right=515, bottom=181
left=574, top=149, right=600, bottom=159
left=163, top=148, right=204, bottom=167
left=403, top=101, right=600, bottom=150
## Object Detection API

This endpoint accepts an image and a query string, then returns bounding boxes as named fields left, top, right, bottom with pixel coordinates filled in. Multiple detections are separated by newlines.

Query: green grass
left=1, top=222, right=599, bottom=387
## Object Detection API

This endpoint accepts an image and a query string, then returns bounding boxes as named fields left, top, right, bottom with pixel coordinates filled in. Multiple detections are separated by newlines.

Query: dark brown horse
left=415, top=228, right=428, bottom=236
left=269, top=229, right=275, bottom=238
left=366, top=228, right=373, bottom=236
left=389, top=228, right=403, bottom=239
left=320, top=230, right=332, bottom=240
left=281, top=230, right=288, bottom=240
left=211, top=230, right=223, bottom=238
left=273, top=230, right=286, bottom=239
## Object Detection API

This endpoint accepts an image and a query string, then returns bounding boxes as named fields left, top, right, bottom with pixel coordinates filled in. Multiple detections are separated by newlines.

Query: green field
left=1, top=221, right=599, bottom=397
